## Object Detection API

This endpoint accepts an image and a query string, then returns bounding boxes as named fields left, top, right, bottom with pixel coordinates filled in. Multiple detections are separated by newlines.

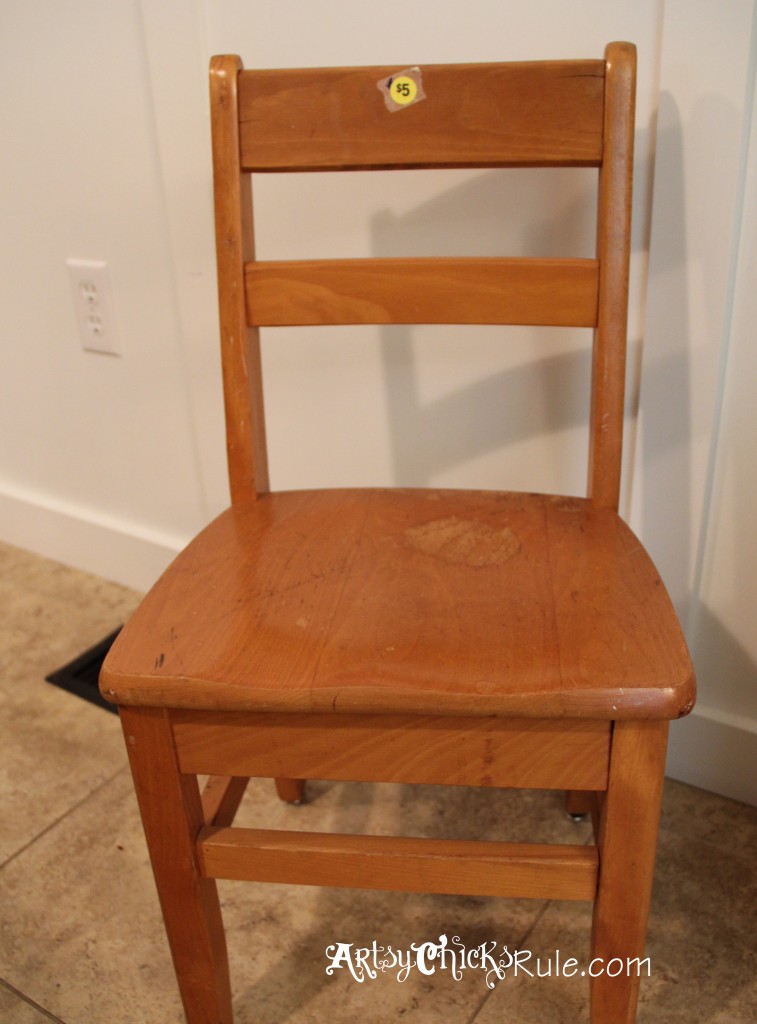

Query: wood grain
left=101, top=489, right=695, bottom=719
left=273, top=777, right=306, bottom=803
left=210, top=55, right=269, bottom=501
left=237, top=61, right=605, bottom=171
left=591, top=719, right=669, bottom=1021
left=245, top=257, right=599, bottom=327
left=200, top=775, right=248, bottom=827
left=174, top=712, right=610, bottom=790
left=587, top=41, right=636, bottom=509
left=119, top=707, right=233, bottom=1024
left=198, top=827, right=598, bottom=900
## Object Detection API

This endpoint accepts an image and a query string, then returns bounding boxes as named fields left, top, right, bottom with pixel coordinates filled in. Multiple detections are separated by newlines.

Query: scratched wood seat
left=101, top=43, right=695, bottom=1024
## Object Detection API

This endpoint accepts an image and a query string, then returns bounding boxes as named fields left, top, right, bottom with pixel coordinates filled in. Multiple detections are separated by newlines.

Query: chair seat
left=102, top=488, right=694, bottom=719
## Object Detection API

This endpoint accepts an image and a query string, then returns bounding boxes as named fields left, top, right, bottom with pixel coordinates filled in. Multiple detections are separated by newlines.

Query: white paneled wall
left=634, top=0, right=757, bottom=804
left=0, top=0, right=211, bottom=583
left=1, top=0, right=754, bottom=802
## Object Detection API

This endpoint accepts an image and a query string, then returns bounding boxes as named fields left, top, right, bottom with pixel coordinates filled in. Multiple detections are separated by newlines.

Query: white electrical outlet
left=66, top=258, right=120, bottom=355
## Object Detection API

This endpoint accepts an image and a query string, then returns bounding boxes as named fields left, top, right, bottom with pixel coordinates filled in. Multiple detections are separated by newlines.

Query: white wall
left=634, top=0, right=757, bottom=804
left=0, top=0, right=215, bottom=584
left=1, top=0, right=755, bottom=803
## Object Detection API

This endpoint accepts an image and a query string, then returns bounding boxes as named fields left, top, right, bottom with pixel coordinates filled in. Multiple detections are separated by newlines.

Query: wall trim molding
left=0, top=483, right=181, bottom=592
left=666, top=705, right=757, bottom=807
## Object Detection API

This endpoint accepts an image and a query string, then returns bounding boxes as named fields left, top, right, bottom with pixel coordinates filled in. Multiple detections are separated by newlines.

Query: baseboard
left=0, top=483, right=185, bottom=591
left=666, top=704, right=757, bottom=807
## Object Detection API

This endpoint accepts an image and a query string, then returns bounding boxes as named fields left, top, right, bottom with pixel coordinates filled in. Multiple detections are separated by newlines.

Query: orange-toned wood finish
left=591, top=720, right=669, bottom=1021
left=209, top=56, right=269, bottom=503
left=272, top=776, right=305, bottom=803
left=245, top=257, right=599, bottom=327
left=566, top=788, right=595, bottom=817
left=120, top=707, right=233, bottom=1024
left=201, top=775, right=249, bottom=827
left=588, top=42, right=636, bottom=509
left=199, top=827, right=598, bottom=900
left=237, top=60, right=605, bottom=171
left=102, top=43, right=696, bottom=1024
left=101, top=490, right=694, bottom=720
left=173, top=712, right=611, bottom=790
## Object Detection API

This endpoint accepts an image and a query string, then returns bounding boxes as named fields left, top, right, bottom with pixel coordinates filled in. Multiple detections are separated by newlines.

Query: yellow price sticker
left=389, top=76, right=417, bottom=106
left=377, top=67, right=425, bottom=112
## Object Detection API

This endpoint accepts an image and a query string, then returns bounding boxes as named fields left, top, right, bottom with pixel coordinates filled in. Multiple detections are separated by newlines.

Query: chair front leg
left=120, top=705, right=233, bottom=1024
left=590, top=719, right=668, bottom=1024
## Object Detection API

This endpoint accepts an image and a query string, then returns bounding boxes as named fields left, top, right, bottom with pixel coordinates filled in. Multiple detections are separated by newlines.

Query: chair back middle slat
left=245, top=257, right=599, bottom=327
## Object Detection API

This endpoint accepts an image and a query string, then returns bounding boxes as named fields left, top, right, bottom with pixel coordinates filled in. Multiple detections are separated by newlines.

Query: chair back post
left=209, top=55, right=269, bottom=503
left=210, top=47, right=636, bottom=508
left=588, top=41, right=636, bottom=510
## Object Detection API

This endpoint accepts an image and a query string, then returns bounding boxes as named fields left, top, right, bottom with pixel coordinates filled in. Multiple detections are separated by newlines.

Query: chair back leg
left=275, top=777, right=306, bottom=804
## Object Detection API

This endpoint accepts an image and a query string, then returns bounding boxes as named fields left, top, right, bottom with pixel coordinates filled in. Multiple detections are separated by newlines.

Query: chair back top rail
left=237, top=60, right=605, bottom=172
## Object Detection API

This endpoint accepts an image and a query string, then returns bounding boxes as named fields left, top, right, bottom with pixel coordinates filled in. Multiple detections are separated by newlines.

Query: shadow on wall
left=689, top=605, right=757, bottom=723
left=369, top=131, right=673, bottom=502
left=642, top=89, right=757, bottom=800
left=639, top=92, right=693, bottom=620
left=667, top=597, right=757, bottom=804
left=372, top=166, right=596, bottom=494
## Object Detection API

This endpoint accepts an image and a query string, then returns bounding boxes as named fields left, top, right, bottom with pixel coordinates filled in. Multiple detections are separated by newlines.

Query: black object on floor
left=46, top=628, right=122, bottom=715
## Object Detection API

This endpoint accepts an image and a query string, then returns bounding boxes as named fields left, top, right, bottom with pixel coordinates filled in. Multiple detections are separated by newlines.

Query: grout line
left=514, top=899, right=553, bottom=950
left=465, top=899, right=553, bottom=1023
left=462, top=982, right=497, bottom=1024
left=0, top=977, right=67, bottom=1023
left=467, top=818, right=594, bottom=1022
left=0, top=765, right=128, bottom=873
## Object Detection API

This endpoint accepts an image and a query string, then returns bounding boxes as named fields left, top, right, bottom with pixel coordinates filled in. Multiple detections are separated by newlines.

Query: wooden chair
left=101, top=43, right=695, bottom=1024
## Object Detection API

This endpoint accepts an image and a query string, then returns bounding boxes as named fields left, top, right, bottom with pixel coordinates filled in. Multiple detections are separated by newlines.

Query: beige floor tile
left=0, top=771, right=185, bottom=1024
left=0, top=607, right=135, bottom=862
left=0, top=672, right=125, bottom=864
left=465, top=899, right=594, bottom=1023
left=0, top=982, right=61, bottom=1023
left=0, top=543, right=141, bottom=863
left=0, top=560, right=140, bottom=673
left=0, top=753, right=590, bottom=1024
left=473, top=779, right=757, bottom=1023
left=0, top=540, right=141, bottom=616
left=0, top=540, right=39, bottom=572
left=637, top=811, right=757, bottom=1021
left=662, top=776, right=757, bottom=861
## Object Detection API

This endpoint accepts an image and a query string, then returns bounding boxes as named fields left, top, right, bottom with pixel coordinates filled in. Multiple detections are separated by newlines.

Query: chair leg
left=120, top=706, right=233, bottom=1024
left=590, top=719, right=668, bottom=1024
left=565, top=789, right=592, bottom=819
left=275, top=777, right=306, bottom=803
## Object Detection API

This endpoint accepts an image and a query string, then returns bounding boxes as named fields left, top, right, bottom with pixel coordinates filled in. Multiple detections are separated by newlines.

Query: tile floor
left=1, top=538, right=756, bottom=1023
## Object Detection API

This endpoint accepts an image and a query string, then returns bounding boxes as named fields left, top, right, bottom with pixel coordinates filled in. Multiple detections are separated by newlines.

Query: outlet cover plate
left=66, top=258, right=120, bottom=355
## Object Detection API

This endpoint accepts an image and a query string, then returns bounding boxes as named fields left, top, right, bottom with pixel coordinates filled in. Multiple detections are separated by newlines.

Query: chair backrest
left=209, top=43, right=636, bottom=510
